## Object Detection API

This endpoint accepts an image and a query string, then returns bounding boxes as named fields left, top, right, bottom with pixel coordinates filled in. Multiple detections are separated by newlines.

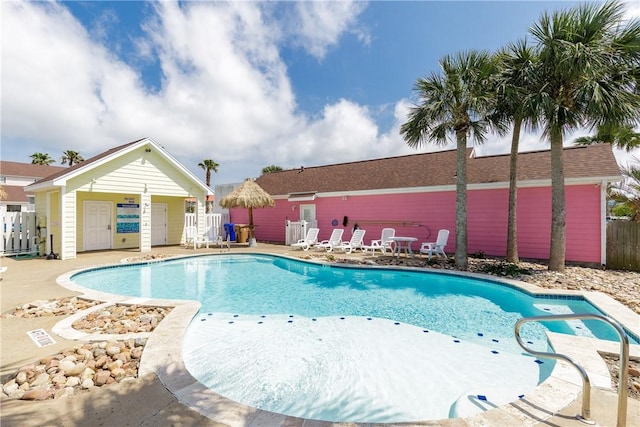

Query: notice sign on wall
left=116, top=203, right=140, bottom=233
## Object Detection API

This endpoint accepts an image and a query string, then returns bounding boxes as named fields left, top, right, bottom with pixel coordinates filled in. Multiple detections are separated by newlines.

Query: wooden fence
left=606, top=221, right=640, bottom=271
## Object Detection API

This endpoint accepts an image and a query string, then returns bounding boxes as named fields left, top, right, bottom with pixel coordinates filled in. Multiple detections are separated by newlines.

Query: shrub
left=471, top=250, right=488, bottom=259
left=481, top=262, right=531, bottom=277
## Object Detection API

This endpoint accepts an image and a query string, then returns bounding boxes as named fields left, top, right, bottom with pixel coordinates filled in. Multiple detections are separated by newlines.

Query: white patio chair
left=315, top=229, right=344, bottom=252
left=362, top=228, right=395, bottom=255
left=185, top=226, right=209, bottom=250
left=419, top=229, right=449, bottom=260
left=334, top=229, right=367, bottom=254
left=291, top=227, right=320, bottom=251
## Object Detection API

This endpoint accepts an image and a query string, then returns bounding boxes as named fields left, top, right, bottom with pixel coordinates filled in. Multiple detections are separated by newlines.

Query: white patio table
left=389, top=236, right=418, bottom=258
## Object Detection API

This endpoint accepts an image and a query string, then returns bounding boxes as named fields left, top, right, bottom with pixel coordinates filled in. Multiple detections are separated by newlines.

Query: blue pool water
left=72, top=254, right=626, bottom=344
left=70, top=254, right=631, bottom=422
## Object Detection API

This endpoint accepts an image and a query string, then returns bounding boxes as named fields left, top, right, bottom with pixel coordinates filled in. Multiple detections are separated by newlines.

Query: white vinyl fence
left=183, top=213, right=227, bottom=243
left=1, top=211, right=38, bottom=256
left=285, top=220, right=314, bottom=245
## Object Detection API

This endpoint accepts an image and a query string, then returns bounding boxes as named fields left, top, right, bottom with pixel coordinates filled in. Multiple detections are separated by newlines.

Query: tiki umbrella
left=0, top=186, right=7, bottom=201
left=219, top=178, right=274, bottom=246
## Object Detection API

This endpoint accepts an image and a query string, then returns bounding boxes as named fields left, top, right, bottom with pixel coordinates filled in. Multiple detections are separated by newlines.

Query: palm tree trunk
left=506, top=117, right=522, bottom=263
left=549, top=127, right=566, bottom=271
left=206, top=171, right=211, bottom=187
left=455, top=131, right=468, bottom=270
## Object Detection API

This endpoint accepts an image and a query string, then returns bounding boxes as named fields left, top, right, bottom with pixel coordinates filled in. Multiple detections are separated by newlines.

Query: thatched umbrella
left=219, top=178, right=274, bottom=246
left=0, top=186, right=7, bottom=201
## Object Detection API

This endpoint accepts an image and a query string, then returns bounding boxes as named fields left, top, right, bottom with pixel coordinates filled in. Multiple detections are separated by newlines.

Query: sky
left=2, top=0, right=639, bottom=185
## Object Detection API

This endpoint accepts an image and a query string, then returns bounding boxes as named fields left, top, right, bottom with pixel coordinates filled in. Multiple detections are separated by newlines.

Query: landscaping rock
left=2, top=297, right=101, bottom=318
left=72, top=304, right=172, bottom=334
left=334, top=254, right=640, bottom=315
left=1, top=339, right=147, bottom=401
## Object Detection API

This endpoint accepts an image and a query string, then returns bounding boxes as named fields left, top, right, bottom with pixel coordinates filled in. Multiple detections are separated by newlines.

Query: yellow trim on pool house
left=25, top=138, right=211, bottom=260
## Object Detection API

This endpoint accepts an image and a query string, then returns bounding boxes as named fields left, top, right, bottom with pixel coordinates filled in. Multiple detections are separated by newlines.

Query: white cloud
left=623, top=0, right=640, bottom=20
left=475, top=126, right=640, bottom=177
left=138, top=1, right=298, bottom=160
left=287, top=0, right=369, bottom=60
left=1, top=1, right=380, bottom=183
left=1, top=4, right=111, bottom=151
left=2, top=0, right=635, bottom=186
left=91, top=8, right=119, bottom=44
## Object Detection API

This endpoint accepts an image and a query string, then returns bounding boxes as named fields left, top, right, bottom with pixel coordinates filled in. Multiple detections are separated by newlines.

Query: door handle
left=107, top=225, right=111, bottom=230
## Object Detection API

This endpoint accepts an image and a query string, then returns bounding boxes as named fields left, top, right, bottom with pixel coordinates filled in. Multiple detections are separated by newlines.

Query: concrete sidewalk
left=1, top=245, right=638, bottom=427
left=1, top=246, right=242, bottom=426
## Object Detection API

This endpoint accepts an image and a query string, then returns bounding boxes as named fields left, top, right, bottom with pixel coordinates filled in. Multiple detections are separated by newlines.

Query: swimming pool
left=70, top=254, right=630, bottom=422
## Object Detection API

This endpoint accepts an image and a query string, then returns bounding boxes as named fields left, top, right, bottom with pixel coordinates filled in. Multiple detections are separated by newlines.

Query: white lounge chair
left=185, top=226, right=209, bottom=250
left=291, top=227, right=320, bottom=251
left=315, top=229, right=344, bottom=252
left=419, top=229, right=449, bottom=260
left=334, top=229, right=366, bottom=254
left=362, top=228, right=395, bottom=255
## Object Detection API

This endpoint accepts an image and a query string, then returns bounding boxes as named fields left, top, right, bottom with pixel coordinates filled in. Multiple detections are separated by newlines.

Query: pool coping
left=54, top=252, right=640, bottom=426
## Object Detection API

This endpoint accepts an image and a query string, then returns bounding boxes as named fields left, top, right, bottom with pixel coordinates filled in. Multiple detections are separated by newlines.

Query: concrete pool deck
left=1, top=244, right=639, bottom=426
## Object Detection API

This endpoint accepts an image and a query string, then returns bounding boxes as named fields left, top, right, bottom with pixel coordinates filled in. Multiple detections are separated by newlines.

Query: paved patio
left=1, top=244, right=638, bottom=426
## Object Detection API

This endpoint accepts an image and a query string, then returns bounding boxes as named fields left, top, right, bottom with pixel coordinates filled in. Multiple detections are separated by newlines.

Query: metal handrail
left=515, top=313, right=629, bottom=427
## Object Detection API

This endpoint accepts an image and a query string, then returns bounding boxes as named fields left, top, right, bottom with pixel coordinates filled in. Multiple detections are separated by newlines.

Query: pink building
left=229, top=144, right=620, bottom=264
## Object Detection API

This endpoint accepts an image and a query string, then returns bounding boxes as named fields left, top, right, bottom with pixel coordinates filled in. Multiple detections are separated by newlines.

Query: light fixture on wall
left=145, top=148, right=152, bottom=153
left=291, top=205, right=296, bottom=211
left=90, top=178, right=97, bottom=184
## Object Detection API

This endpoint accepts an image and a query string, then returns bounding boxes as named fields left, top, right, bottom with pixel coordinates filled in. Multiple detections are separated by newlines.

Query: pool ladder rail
left=515, top=313, right=630, bottom=427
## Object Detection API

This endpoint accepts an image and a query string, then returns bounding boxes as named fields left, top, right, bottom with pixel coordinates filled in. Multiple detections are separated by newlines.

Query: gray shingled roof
left=255, top=144, right=620, bottom=196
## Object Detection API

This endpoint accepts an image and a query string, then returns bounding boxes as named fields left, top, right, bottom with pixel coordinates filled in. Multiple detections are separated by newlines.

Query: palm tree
left=197, top=159, right=220, bottom=187
left=529, top=0, right=640, bottom=271
left=29, top=153, right=55, bottom=165
left=492, top=40, right=539, bottom=264
left=574, top=124, right=640, bottom=152
left=261, top=165, right=283, bottom=175
left=61, top=150, right=84, bottom=166
left=401, top=50, right=498, bottom=269
left=198, top=159, right=219, bottom=214
left=610, top=157, right=640, bottom=221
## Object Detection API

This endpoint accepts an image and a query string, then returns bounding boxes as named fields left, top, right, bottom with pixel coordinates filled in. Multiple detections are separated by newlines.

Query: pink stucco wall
left=230, top=184, right=603, bottom=263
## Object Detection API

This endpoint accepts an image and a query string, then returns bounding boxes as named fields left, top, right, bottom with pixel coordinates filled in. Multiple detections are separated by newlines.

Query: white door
left=299, top=204, right=317, bottom=228
left=151, top=203, right=167, bottom=246
left=84, top=201, right=112, bottom=251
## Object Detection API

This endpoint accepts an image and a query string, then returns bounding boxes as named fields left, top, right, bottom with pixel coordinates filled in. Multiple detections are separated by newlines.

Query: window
left=185, top=200, right=196, bottom=213
left=299, top=204, right=316, bottom=223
